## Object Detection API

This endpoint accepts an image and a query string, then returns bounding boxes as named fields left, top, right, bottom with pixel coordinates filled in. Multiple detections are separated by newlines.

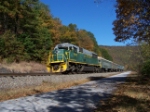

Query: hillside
left=99, top=45, right=142, bottom=70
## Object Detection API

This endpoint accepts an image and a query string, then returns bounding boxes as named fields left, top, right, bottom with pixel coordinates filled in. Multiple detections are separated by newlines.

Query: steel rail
left=0, top=73, right=63, bottom=77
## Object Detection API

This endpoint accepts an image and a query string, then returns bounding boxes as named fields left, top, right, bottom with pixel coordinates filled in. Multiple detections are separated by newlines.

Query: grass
left=94, top=73, right=150, bottom=112
left=0, top=61, right=46, bottom=73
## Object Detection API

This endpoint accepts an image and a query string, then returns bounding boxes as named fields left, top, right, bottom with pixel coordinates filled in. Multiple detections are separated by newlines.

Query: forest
left=0, top=0, right=101, bottom=63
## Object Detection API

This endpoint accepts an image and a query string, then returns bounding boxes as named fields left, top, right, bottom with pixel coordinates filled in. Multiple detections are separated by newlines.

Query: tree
left=87, top=31, right=101, bottom=56
left=18, top=1, right=52, bottom=62
left=99, top=47, right=113, bottom=61
left=77, top=30, right=94, bottom=51
left=49, top=17, right=62, bottom=46
left=0, top=0, right=22, bottom=34
left=113, top=0, right=150, bottom=73
left=60, top=24, right=78, bottom=45
left=0, top=31, right=24, bottom=63
left=0, top=0, right=52, bottom=62
left=113, top=0, right=150, bottom=44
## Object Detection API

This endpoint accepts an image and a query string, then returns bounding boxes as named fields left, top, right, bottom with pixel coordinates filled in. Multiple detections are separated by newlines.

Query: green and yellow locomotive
left=47, top=43, right=101, bottom=73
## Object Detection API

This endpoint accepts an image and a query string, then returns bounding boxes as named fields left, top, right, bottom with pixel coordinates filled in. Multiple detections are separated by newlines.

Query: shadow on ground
left=94, top=75, right=150, bottom=112
left=34, top=75, right=130, bottom=112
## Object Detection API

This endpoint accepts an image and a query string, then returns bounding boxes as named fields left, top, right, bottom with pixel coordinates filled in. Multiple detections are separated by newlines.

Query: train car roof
left=98, top=57, right=113, bottom=63
left=54, top=43, right=98, bottom=56
left=98, top=56, right=124, bottom=66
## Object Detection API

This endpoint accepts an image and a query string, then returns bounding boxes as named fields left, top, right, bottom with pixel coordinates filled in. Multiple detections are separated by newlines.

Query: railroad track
left=0, top=72, right=121, bottom=77
left=0, top=73, right=61, bottom=77
left=0, top=72, right=100, bottom=77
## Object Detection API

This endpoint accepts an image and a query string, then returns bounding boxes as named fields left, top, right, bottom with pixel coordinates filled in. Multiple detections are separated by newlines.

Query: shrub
left=141, top=59, right=150, bottom=76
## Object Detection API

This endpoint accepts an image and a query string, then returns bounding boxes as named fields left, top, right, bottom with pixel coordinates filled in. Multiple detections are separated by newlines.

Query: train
left=46, top=43, right=124, bottom=74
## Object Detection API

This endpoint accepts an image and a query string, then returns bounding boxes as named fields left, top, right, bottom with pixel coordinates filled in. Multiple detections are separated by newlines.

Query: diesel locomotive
left=47, top=43, right=124, bottom=74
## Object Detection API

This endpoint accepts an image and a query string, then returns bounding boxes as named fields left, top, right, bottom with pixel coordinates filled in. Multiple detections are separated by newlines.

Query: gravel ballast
left=0, top=71, right=131, bottom=112
left=0, top=72, right=119, bottom=90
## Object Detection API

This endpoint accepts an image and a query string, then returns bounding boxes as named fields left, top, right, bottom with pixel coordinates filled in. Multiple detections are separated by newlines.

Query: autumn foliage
left=0, top=0, right=101, bottom=63
left=113, top=0, right=150, bottom=75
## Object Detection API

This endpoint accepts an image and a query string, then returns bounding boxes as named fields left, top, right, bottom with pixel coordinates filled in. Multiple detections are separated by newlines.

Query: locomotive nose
left=52, top=50, right=65, bottom=62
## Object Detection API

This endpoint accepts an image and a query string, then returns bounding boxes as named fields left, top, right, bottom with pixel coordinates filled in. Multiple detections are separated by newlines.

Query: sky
left=40, top=0, right=126, bottom=46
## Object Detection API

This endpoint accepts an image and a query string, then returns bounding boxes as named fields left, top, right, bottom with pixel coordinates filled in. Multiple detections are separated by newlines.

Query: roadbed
left=0, top=71, right=131, bottom=112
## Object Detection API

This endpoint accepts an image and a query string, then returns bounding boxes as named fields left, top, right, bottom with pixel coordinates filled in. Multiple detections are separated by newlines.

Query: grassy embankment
left=94, top=73, right=150, bottom=112
left=0, top=62, right=47, bottom=73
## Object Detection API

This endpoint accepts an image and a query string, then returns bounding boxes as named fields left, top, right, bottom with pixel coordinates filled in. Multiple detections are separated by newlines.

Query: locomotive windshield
left=58, top=47, right=68, bottom=50
left=54, top=46, right=68, bottom=50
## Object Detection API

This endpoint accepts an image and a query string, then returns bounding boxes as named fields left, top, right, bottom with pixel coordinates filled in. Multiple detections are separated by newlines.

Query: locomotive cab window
left=79, top=47, right=83, bottom=53
left=58, top=47, right=68, bottom=50
left=73, top=47, right=77, bottom=53
left=92, top=54, right=97, bottom=58
left=54, top=48, right=57, bottom=50
left=69, top=46, right=77, bottom=53
left=69, top=46, right=73, bottom=50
